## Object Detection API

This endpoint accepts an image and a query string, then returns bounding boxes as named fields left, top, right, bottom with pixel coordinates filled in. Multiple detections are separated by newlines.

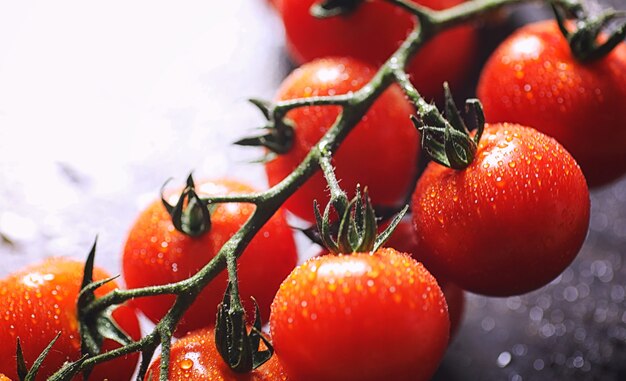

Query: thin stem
left=392, top=68, right=447, bottom=126
left=318, top=152, right=349, bottom=216
left=274, top=94, right=352, bottom=116
left=225, top=252, right=244, bottom=312
left=200, top=194, right=263, bottom=205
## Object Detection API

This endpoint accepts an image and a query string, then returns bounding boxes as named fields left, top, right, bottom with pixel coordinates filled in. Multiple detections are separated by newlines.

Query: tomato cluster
left=6, top=0, right=626, bottom=379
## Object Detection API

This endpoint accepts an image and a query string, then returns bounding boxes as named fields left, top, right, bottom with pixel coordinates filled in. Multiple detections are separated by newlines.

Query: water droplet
left=179, top=358, right=193, bottom=370
left=497, top=351, right=512, bottom=367
left=481, top=317, right=496, bottom=331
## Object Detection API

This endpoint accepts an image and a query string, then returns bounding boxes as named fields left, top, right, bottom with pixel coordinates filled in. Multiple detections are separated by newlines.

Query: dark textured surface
left=0, top=1, right=624, bottom=380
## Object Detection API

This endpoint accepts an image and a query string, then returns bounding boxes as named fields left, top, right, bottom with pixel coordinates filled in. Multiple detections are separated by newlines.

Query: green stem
left=274, top=94, right=352, bottom=117
left=318, top=152, right=349, bottom=216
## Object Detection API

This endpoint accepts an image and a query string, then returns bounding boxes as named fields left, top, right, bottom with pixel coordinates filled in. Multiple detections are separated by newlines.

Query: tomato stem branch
left=318, top=152, right=349, bottom=216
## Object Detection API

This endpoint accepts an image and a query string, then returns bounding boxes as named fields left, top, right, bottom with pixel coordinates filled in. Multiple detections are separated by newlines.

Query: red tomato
left=385, top=219, right=465, bottom=336
left=123, top=179, right=298, bottom=335
left=278, top=0, right=477, bottom=100
left=266, top=57, right=419, bottom=222
left=270, top=248, right=449, bottom=381
left=411, top=123, right=590, bottom=296
left=147, top=328, right=288, bottom=381
left=0, top=258, right=141, bottom=381
left=477, top=20, right=626, bottom=186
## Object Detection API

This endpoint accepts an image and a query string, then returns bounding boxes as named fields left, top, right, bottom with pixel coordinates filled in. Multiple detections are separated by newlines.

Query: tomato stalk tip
left=553, top=1, right=626, bottom=62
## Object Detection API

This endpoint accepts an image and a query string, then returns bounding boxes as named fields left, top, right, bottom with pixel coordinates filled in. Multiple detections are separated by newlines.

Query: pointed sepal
left=235, top=99, right=295, bottom=155
left=161, top=174, right=214, bottom=237
left=552, top=2, right=626, bottom=62
left=77, top=240, right=133, bottom=380
left=314, top=185, right=408, bottom=254
left=215, top=283, right=274, bottom=373
left=413, top=83, right=484, bottom=170
left=16, top=333, right=61, bottom=381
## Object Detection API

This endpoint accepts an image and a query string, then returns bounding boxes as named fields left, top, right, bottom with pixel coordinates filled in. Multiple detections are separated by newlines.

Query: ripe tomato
left=477, top=20, right=626, bottom=186
left=278, top=0, right=477, bottom=100
left=123, top=179, right=298, bottom=335
left=411, top=123, right=590, bottom=296
left=0, top=375, right=11, bottom=381
left=266, top=57, right=419, bottom=222
left=385, top=219, right=465, bottom=336
left=147, top=328, right=288, bottom=381
left=0, top=258, right=141, bottom=381
left=269, top=248, right=450, bottom=381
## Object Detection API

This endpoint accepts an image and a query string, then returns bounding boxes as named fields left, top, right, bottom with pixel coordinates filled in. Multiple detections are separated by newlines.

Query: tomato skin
left=385, top=219, right=465, bottom=336
left=269, top=248, right=449, bottom=381
left=278, top=0, right=477, bottom=100
left=147, top=328, right=288, bottom=381
left=477, top=20, right=626, bottom=186
left=266, top=57, right=419, bottom=222
left=123, top=179, right=298, bottom=335
left=0, top=258, right=141, bottom=381
left=411, top=123, right=590, bottom=296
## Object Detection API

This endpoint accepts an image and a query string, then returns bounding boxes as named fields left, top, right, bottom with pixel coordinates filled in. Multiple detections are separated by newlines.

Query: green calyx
left=77, top=239, right=134, bottom=380
left=162, top=174, right=214, bottom=237
left=552, top=1, right=626, bottom=62
left=310, top=0, right=365, bottom=18
left=413, top=83, right=484, bottom=170
left=215, top=283, right=273, bottom=373
left=234, top=98, right=295, bottom=155
left=314, top=185, right=408, bottom=254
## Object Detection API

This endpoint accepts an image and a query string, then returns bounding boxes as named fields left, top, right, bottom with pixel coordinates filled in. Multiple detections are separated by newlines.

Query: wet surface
left=0, top=1, right=624, bottom=380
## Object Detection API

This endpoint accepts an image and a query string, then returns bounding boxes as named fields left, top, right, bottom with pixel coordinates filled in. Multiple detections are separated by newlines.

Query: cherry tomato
left=477, top=20, right=626, bottom=186
left=385, top=218, right=465, bottom=336
left=411, top=123, right=590, bottom=296
left=147, top=328, right=288, bottom=381
left=266, top=57, right=419, bottom=222
left=278, top=0, right=477, bottom=100
left=269, top=248, right=449, bottom=381
left=0, top=258, right=141, bottom=381
left=123, top=179, right=298, bottom=335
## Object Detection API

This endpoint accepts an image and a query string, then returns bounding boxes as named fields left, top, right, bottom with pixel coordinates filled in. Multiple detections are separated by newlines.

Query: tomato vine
left=28, top=0, right=619, bottom=379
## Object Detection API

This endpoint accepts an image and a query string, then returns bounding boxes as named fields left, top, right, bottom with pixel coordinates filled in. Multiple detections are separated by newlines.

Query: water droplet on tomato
left=179, top=358, right=193, bottom=370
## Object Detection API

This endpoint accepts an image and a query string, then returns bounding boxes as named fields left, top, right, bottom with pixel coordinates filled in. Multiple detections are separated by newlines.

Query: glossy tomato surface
left=147, top=328, right=288, bottom=380
left=412, top=123, right=590, bottom=296
left=0, top=258, right=141, bottom=381
left=123, top=179, right=298, bottom=335
left=478, top=20, right=626, bottom=187
left=266, top=57, right=419, bottom=222
left=278, top=0, right=477, bottom=100
left=270, top=248, right=450, bottom=381
left=385, top=219, right=465, bottom=336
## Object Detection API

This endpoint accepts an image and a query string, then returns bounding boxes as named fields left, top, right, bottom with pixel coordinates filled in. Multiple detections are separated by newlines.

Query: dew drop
left=179, top=358, right=193, bottom=370
left=497, top=351, right=512, bottom=367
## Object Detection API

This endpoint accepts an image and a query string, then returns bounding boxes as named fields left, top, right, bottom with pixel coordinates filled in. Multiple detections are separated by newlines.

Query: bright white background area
left=0, top=1, right=292, bottom=274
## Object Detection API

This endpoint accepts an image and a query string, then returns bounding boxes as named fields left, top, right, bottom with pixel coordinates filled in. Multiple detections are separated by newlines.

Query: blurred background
left=0, top=0, right=624, bottom=380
